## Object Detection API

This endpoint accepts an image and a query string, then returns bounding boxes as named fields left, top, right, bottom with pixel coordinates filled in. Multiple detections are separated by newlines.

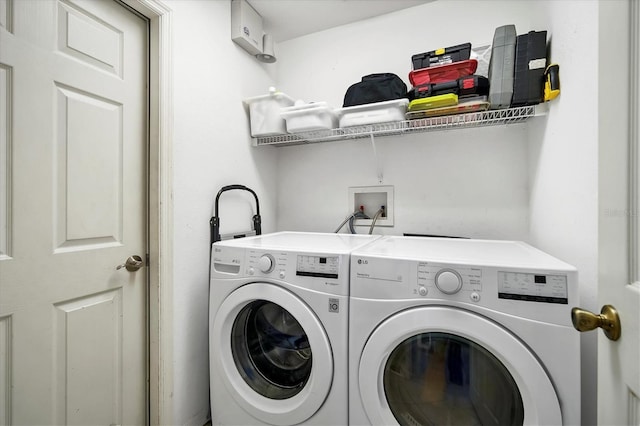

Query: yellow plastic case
left=408, top=93, right=458, bottom=111
left=406, top=99, right=489, bottom=119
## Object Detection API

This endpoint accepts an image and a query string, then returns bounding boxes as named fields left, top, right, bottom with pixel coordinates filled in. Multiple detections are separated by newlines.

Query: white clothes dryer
left=209, top=232, right=380, bottom=426
left=349, top=236, right=580, bottom=426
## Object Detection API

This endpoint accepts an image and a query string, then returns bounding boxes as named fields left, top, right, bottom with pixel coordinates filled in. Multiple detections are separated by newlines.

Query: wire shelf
left=253, top=104, right=545, bottom=147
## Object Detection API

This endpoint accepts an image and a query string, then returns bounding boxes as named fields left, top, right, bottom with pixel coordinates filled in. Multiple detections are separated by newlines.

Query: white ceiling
left=247, top=0, right=433, bottom=43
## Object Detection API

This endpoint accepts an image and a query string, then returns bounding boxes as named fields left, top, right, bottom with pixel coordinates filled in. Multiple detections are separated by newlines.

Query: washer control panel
left=417, top=262, right=482, bottom=300
left=296, top=255, right=339, bottom=279
left=246, top=251, right=288, bottom=277
left=212, top=245, right=349, bottom=296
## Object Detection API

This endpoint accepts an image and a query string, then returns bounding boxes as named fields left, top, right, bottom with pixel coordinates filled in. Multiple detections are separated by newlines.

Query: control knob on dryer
left=435, top=269, right=463, bottom=294
left=257, top=254, right=275, bottom=273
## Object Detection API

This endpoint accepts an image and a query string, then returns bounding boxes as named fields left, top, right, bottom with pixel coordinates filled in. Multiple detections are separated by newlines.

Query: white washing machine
left=209, top=231, right=380, bottom=425
left=349, top=236, right=580, bottom=426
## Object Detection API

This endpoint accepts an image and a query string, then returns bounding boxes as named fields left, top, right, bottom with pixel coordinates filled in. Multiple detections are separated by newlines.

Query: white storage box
left=243, top=89, right=294, bottom=137
left=280, top=102, right=338, bottom=133
left=337, top=98, right=409, bottom=128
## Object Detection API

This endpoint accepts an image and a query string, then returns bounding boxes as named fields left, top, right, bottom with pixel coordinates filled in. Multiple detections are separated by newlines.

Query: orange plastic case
left=409, top=59, right=478, bottom=86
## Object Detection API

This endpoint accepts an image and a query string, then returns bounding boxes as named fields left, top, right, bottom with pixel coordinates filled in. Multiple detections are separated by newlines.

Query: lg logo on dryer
left=357, top=259, right=368, bottom=265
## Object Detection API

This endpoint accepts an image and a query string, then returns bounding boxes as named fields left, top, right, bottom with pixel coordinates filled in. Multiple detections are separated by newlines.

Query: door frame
left=630, top=0, right=639, bottom=285
left=117, top=1, right=173, bottom=424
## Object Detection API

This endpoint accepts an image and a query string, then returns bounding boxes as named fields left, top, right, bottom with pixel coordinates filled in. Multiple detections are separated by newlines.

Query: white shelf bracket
left=370, top=133, right=383, bottom=183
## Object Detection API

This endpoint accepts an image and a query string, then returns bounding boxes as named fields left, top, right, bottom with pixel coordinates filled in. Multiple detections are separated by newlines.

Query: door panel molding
left=57, top=0, right=124, bottom=77
left=0, top=315, right=12, bottom=426
left=0, top=0, right=12, bottom=32
left=54, top=82, right=124, bottom=252
left=630, top=0, right=639, bottom=285
left=629, top=390, right=640, bottom=426
left=53, top=289, right=124, bottom=425
left=0, top=64, right=11, bottom=260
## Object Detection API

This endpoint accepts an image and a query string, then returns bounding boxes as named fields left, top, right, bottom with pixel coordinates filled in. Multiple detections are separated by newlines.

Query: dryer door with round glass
left=358, top=307, right=562, bottom=426
left=211, top=283, right=333, bottom=426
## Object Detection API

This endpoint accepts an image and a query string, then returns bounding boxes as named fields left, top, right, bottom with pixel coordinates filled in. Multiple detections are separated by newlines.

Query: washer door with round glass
left=358, top=307, right=562, bottom=426
left=211, top=283, right=333, bottom=426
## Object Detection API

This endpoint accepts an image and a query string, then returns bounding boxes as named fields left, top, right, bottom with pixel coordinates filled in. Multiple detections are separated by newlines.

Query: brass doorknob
left=116, top=255, right=144, bottom=272
left=571, top=305, right=621, bottom=341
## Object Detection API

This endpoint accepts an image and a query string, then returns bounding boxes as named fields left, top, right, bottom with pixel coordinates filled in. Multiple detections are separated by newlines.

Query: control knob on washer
left=435, top=269, right=463, bottom=294
left=257, top=254, right=275, bottom=273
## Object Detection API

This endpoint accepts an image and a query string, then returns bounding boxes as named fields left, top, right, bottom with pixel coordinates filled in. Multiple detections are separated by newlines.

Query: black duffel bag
left=343, top=73, right=408, bottom=107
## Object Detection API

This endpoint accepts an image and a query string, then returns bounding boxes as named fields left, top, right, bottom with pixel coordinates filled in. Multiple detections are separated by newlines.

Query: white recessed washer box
left=348, top=186, right=394, bottom=227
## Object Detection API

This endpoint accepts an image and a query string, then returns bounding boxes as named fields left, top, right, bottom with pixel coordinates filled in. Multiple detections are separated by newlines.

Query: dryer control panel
left=350, top=236, right=578, bottom=326
left=350, top=254, right=577, bottom=326
left=497, top=271, right=568, bottom=304
left=418, top=262, right=483, bottom=295
left=353, top=257, right=487, bottom=303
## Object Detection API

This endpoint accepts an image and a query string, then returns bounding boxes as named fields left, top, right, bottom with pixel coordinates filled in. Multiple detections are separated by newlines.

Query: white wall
left=527, top=2, right=599, bottom=424
left=168, top=1, right=278, bottom=424
left=274, top=1, right=545, bottom=240
left=165, top=1, right=602, bottom=424
left=274, top=1, right=598, bottom=424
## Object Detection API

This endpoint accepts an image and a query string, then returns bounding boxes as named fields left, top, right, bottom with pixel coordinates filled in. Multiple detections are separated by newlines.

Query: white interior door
left=594, top=0, right=640, bottom=424
left=0, top=0, right=148, bottom=424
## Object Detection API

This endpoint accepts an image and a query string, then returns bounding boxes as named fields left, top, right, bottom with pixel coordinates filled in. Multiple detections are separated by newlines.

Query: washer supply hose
left=368, top=206, right=385, bottom=235
left=348, top=211, right=369, bottom=234
left=335, top=209, right=369, bottom=233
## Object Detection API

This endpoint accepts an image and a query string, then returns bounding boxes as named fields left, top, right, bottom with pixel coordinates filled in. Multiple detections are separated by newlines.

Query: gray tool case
left=488, top=25, right=517, bottom=109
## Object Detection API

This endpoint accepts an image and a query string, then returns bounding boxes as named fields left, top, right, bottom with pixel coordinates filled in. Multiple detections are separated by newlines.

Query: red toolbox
left=412, top=75, right=489, bottom=99
left=409, top=60, right=478, bottom=86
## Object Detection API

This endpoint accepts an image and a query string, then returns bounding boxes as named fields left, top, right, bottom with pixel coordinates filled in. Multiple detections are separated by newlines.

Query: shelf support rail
left=370, top=133, right=383, bottom=183
left=253, top=105, right=542, bottom=146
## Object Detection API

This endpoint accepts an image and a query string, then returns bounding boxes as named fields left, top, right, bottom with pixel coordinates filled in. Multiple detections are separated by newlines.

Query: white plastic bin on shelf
left=243, top=89, right=294, bottom=137
left=337, top=98, right=409, bottom=128
left=280, top=102, right=338, bottom=133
